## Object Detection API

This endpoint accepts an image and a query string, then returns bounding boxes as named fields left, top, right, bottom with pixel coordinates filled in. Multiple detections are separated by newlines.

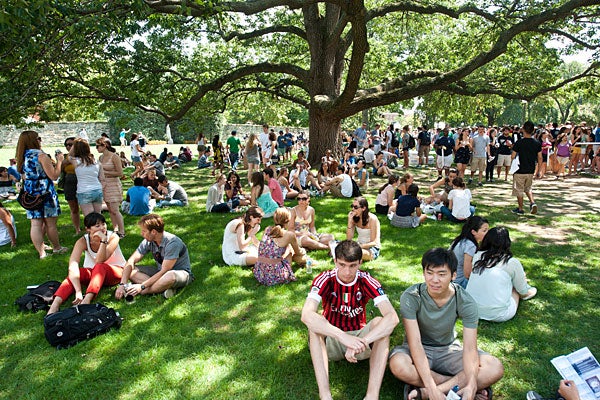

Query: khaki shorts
left=389, top=341, right=488, bottom=376
left=497, top=154, right=512, bottom=167
left=325, top=320, right=374, bottom=361
left=418, top=145, right=430, bottom=157
left=512, top=173, right=534, bottom=197
left=135, top=266, right=193, bottom=289
left=470, top=157, right=486, bottom=172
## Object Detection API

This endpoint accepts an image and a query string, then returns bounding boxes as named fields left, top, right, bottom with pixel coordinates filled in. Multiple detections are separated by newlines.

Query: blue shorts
left=132, top=156, right=141, bottom=163
left=77, top=189, right=103, bottom=204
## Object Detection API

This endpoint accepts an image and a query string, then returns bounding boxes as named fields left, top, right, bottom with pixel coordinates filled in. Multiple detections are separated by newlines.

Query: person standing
left=496, top=127, right=514, bottom=181
left=119, top=128, right=130, bottom=147
left=226, top=130, right=242, bottom=171
left=69, top=138, right=104, bottom=216
left=96, top=138, right=125, bottom=235
left=511, top=121, right=542, bottom=215
left=16, top=131, right=68, bottom=258
left=417, top=126, right=431, bottom=168
left=434, top=127, right=455, bottom=179
left=470, top=126, right=490, bottom=186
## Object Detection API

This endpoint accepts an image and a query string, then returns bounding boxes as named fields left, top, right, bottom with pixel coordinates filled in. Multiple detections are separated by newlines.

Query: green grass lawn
left=0, top=157, right=598, bottom=400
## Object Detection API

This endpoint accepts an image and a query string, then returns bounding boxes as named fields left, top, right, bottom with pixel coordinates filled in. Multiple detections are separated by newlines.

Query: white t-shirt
left=130, top=140, right=140, bottom=157
left=340, top=174, right=353, bottom=197
left=259, top=132, right=270, bottom=156
left=0, top=214, right=15, bottom=246
left=466, top=253, right=530, bottom=321
left=363, top=148, right=375, bottom=163
left=448, top=188, right=472, bottom=219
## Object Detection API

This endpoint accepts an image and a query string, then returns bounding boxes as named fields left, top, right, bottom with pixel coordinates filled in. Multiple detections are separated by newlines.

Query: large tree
left=2, top=0, right=599, bottom=163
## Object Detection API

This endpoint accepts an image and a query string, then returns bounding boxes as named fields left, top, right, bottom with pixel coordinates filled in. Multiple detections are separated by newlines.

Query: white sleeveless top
left=82, top=231, right=126, bottom=269
left=0, top=214, right=15, bottom=246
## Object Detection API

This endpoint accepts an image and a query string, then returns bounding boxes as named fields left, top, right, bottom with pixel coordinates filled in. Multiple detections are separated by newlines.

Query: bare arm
left=38, top=152, right=63, bottom=181
left=463, top=253, right=474, bottom=279
left=0, top=209, right=16, bottom=246
left=459, top=327, right=480, bottom=400
left=115, top=250, right=144, bottom=299
left=346, top=213, right=355, bottom=240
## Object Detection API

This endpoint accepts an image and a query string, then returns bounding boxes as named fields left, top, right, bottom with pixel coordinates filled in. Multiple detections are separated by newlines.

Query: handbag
left=17, top=179, right=50, bottom=211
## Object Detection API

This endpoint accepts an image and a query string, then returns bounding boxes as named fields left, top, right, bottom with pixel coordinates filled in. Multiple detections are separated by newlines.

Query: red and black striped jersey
left=308, top=269, right=388, bottom=332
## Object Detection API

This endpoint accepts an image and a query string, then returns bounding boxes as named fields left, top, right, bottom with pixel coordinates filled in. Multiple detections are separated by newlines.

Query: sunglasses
left=351, top=205, right=361, bottom=209
left=65, top=143, right=73, bottom=148
left=297, top=197, right=308, bottom=201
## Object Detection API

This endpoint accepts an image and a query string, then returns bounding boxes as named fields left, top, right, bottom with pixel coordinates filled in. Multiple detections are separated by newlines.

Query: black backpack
left=408, top=135, right=416, bottom=149
left=351, top=177, right=362, bottom=198
left=391, top=134, right=400, bottom=148
left=44, top=303, right=122, bottom=349
left=15, top=280, right=61, bottom=313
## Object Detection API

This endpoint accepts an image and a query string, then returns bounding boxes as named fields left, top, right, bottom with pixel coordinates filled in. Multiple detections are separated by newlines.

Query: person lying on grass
left=115, top=214, right=193, bottom=300
left=48, top=212, right=125, bottom=314
left=389, top=247, right=504, bottom=400
left=301, top=239, right=399, bottom=400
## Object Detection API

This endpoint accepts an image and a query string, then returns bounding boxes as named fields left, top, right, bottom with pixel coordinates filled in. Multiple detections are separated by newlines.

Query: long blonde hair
left=269, top=207, right=290, bottom=238
left=246, top=133, right=257, bottom=151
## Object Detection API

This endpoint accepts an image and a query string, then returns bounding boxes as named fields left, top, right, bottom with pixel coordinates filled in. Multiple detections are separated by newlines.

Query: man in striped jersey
left=301, top=240, right=399, bottom=400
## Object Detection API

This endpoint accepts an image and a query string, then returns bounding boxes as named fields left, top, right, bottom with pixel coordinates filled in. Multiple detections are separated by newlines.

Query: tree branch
left=222, top=25, right=307, bottom=41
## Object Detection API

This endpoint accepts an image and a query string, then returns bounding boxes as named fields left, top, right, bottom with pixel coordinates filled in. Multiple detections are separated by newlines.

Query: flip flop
left=477, top=386, right=493, bottom=400
left=403, top=384, right=422, bottom=400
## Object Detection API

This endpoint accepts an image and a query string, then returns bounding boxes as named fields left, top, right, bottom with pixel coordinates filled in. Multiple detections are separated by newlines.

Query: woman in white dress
left=222, top=206, right=263, bottom=266
left=346, top=196, right=380, bottom=261
left=466, top=227, right=537, bottom=322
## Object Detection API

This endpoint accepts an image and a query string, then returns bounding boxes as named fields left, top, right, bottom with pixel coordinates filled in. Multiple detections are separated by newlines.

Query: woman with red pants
left=47, top=212, right=125, bottom=314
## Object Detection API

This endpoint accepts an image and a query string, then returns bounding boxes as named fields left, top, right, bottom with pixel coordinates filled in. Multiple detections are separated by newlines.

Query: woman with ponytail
left=253, top=207, right=304, bottom=286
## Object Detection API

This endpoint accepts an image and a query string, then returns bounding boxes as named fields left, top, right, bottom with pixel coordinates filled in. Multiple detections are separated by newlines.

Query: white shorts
left=436, top=154, right=453, bottom=169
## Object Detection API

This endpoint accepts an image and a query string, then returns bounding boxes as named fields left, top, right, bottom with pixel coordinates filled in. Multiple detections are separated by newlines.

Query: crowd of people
left=2, top=120, right=595, bottom=400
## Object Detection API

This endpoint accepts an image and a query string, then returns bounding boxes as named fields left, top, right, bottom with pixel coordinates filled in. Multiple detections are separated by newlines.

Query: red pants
left=54, top=263, right=123, bottom=300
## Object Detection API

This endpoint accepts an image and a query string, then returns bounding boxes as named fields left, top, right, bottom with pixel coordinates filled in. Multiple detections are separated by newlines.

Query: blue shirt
left=127, top=186, right=151, bottom=216
left=7, top=165, right=20, bottom=181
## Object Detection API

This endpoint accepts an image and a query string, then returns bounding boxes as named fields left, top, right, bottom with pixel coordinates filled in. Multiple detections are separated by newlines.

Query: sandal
left=52, top=246, right=69, bottom=255
left=403, top=384, right=422, bottom=400
left=477, top=386, right=493, bottom=400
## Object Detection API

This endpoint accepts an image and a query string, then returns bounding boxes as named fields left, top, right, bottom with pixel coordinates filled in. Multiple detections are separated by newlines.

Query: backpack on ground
left=408, top=135, right=416, bottom=149
left=44, top=303, right=122, bottom=349
left=351, top=177, right=362, bottom=198
left=15, top=280, right=61, bottom=313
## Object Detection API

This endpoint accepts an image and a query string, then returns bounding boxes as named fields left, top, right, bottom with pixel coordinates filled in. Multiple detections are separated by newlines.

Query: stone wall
left=0, top=121, right=110, bottom=147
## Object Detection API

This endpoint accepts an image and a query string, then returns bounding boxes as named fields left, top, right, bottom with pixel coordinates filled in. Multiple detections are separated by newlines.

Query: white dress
left=222, top=219, right=258, bottom=266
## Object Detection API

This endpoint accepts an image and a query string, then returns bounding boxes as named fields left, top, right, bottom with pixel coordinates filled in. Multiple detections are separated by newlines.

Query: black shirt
left=513, top=137, right=541, bottom=174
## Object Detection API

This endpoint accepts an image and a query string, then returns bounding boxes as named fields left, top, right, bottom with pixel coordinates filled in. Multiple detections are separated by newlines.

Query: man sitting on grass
left=389, top=248, right=504, bottom=400
left=301, top=240, right=399, bottom=400
left=115, top=214, right=193, bottom=299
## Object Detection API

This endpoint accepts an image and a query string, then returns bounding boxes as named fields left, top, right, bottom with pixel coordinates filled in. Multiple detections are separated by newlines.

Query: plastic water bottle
left=306, top=258, right=313, bottom=274
left=227, top=198, right=233, bottom=211
left=446, top=385, right=461, bottom=400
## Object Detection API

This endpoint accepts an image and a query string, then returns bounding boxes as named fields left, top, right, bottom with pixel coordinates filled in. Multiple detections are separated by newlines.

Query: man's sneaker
left=526, top=390, right=553, bottom=400
left=468, top=178, right=473, bottom=185
left=478, top=181, right=483, bottom=187
left=512, top=208, right=524, bottom=215
left=163, top=288, right=176, bottom=299
left=530, top=203, right=538, bottom=214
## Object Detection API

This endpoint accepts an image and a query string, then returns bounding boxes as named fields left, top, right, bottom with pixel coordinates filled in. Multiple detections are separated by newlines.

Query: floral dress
left=213, top=142, right=224, bottom=165
left=253, top=226, right=296, bottom=286
left=23, top=149, right=61, bottom=219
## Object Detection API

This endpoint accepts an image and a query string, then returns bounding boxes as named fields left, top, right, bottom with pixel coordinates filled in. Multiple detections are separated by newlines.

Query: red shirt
left=308, top=269, right=387, bottom=331
left=269, top=177, right=284, bottom=206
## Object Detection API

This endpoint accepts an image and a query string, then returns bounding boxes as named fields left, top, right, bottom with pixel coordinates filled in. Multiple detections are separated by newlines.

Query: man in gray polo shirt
left=389, top=248, right=503, bottom=400
left=469, top=126, right=491, bottom=187
left=115, top=214, right=193, bottom=299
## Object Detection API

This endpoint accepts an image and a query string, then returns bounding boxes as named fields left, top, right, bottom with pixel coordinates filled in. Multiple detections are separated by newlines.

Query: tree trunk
left=307, top=107, right=342, bottom=167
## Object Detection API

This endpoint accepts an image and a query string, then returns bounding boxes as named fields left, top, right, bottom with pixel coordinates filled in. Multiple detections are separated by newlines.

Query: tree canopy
left=1, top=0, right=599, bottom=161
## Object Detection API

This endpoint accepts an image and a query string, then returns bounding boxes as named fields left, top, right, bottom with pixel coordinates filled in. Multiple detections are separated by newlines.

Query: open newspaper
left=551, top=347, right=600, bottom=400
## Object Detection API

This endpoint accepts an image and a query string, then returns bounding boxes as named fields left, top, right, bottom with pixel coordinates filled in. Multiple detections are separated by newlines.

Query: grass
left=0, top=153, right=599, bottom=400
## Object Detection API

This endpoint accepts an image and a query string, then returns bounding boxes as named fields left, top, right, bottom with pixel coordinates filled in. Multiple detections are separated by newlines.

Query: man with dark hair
left=301, top=240, right=399, bottom=400
left=511, top=121, right=542, bottom=215
left=226, top=130, right=242, bottom=171
left=122, top=177, right=155, bottom=216
left=156, top=175, right=188, bottom=207
left=115, top=214, right=193, bottom=299
left=389, top=248, right=504, bottom=400
left=434, top=127, right=455, bottom=179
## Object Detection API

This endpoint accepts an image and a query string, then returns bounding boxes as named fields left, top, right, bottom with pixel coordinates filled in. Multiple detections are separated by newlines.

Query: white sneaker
left=163, top=288, right=176, bottom=299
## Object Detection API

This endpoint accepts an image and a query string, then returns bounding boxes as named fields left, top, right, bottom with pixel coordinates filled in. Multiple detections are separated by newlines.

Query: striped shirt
left=308, top=269, right=388, bottom=332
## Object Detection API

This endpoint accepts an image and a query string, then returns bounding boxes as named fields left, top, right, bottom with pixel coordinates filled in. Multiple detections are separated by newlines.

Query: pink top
left=269, top=178, right=284, bottom=206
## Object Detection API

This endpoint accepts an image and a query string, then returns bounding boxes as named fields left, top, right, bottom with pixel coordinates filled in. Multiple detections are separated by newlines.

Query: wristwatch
left=141, top=284, right=146, bottom=290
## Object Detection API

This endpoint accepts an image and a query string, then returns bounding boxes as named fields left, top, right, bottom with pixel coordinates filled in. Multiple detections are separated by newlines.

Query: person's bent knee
left=389, top=353, right=413, bottom=378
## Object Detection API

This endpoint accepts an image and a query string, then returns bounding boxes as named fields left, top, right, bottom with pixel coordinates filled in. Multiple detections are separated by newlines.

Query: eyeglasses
left=351, top=205, right=361, bottom=209
left=65, top=143, right=73, bottom=148
left=297, top=197, right=308, bottom=201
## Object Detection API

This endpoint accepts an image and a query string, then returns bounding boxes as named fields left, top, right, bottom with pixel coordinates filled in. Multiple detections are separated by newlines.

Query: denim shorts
left=131, top=156, right=141, bottom=163
left=77, top=189, right=103, bottom=204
